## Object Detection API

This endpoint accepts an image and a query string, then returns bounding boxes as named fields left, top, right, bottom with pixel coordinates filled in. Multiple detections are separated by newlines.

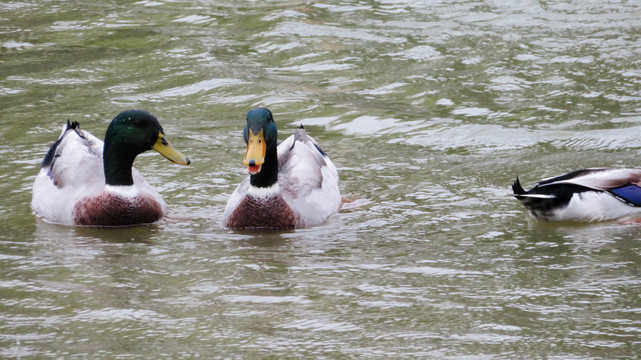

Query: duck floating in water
left=31, top=110, right=190, bottom=226
left=223, top=107, right=341, bottom=229
left=512, top=168, right=641, bottom=221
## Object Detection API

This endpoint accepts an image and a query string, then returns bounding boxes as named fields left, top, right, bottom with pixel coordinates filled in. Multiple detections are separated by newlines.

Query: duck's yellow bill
left=153, top=134, right=190, bottom=166
left=243, top=129, right=265, bottom=175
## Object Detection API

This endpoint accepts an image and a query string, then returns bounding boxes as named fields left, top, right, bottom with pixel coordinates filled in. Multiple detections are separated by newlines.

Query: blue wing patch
left=610, top=184, right=641, bottom=206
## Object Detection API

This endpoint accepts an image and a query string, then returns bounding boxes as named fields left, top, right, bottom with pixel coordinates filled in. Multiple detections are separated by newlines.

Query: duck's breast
left=72, top=188, right=165, bottom=226
left=225, top=193, right=299, bottom=229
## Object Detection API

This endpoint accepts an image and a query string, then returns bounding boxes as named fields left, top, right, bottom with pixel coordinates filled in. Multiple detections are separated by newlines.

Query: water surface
left=1, top=0, right=641, bottom=358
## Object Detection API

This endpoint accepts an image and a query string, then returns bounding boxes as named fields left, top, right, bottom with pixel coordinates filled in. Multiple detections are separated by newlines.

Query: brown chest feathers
left=226, top=194, right=299, bottom=229
left=72, top=192, right=164, bottom=226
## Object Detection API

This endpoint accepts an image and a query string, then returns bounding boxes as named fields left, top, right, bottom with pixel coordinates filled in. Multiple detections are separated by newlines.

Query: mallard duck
left=512, top=168, right=641, bottom=221
left=223, top=107, right=341, bottom=229
left=31, top=110, right=190, bottom=226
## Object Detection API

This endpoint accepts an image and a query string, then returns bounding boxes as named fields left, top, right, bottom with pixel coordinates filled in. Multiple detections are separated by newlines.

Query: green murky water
left=2, top=0, right=641, bottom=358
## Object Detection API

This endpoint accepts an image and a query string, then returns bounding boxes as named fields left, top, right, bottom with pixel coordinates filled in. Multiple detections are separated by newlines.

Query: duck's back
left=278, top=129, right=341, bottom=227
left=32, top=124, right=105, bottom=224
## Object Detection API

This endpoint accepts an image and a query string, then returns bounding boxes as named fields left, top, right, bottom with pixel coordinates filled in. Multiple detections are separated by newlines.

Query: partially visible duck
left=31, top=110, right=190, bottom=226
left=223, top=107, right=341, bottom=229
left=512, top=168, right=641, bottom=221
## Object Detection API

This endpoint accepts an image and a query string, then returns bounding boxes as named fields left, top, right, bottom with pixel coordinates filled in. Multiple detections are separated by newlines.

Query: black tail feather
left=512, top=177, right=526, bottom=196
left=42, top=120, right=82, bottom=168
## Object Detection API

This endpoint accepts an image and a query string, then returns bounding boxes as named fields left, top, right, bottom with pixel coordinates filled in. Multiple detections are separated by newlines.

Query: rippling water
left=2, top=0, right=641, bottom=358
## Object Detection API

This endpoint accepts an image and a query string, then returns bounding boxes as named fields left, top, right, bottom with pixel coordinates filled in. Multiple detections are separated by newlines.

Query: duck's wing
left=46, top=122, right=104, bottom=188
left=541, top=168, right=641, bottom=206
left=535, top=168, right=640, bottom=189
left=32, top=121, right=105, bottom=224
left=278, top=128, right=341, bottom=226
left=222, top=177, right=250, bottom=225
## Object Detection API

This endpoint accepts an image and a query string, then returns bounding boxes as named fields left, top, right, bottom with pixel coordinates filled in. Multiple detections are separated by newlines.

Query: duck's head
left=103, top=110, right=190, bottom=186
left=243, top=107, right=277, bottom=175
left=105, top=110, right=190, bottom=166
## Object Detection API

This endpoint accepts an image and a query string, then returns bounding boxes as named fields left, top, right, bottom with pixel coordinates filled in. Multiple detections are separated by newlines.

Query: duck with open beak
left=243, top=128, right=265, bottom=175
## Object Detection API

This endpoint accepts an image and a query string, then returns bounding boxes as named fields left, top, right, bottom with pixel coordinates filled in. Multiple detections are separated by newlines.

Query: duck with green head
left=31, top=110, right=190, bottom=226
left=223, top=107, right=341, bottom=229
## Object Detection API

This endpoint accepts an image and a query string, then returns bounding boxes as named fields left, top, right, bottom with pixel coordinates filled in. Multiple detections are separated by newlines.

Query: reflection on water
left=2, top=0, right=641, bottom=358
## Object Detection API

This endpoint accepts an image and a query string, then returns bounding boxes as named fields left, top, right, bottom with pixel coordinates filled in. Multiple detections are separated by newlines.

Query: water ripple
left=3, top=0, right=641, bottom=359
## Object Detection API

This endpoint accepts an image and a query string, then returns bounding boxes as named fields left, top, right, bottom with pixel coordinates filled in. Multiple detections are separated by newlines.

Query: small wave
left=278, top=319, right=362, bottom=332
left=219, top=295, right=311, bottom=304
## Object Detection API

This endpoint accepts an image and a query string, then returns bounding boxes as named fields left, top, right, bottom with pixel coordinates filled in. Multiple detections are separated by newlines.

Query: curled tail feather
left=512, top=177, right=526, bottom=196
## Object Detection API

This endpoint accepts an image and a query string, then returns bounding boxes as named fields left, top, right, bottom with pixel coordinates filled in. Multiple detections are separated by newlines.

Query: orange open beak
left=243, top=129, right=265, bottom=175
